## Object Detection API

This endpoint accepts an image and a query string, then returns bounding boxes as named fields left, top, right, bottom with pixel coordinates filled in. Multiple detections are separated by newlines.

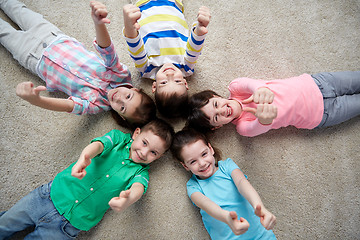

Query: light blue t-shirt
left=186, top=158, right=276, bottom=240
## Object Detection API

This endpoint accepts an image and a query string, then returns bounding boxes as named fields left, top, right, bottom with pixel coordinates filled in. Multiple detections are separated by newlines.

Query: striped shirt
left=37, top=36, right=132, bottom=115
left=124, top=0, right=207, bottom=80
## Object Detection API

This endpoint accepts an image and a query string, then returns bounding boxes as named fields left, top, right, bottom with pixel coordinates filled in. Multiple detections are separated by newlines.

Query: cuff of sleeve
left=122, top=27, right=141, bottom=43
left=93, top=38, right=115, bottom=54
left=69, top=96, right=87, bottom=115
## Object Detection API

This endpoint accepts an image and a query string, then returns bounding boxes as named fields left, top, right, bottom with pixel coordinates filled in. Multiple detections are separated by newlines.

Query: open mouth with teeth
left=226, top=105, right=232, bottom=117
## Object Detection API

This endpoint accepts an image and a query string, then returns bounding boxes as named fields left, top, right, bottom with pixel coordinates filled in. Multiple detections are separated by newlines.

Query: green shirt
left=50, top=129, right=150, bottom=231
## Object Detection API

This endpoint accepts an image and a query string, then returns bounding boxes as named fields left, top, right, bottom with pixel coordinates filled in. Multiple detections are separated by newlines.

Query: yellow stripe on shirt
left=139, top=14, right=188, bottom=29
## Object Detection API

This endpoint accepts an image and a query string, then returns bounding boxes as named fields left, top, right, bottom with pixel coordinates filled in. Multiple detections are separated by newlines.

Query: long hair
left=187, top=90, right=221, bottom=132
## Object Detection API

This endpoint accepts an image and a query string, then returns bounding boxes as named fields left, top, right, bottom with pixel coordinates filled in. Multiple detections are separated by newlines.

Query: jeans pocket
left=61, top=219, right=80, bottom=239
left=39, top=182, right=52, bottom=199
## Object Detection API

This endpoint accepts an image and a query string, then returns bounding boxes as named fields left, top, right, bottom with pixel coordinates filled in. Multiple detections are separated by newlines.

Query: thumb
left=34, top=86, right=47, bottom=94
left=101, top=18, right=111, bottom=24
left=254, top=205, right=263, bottom=217
left=120, top=189, right=131, bottom=198
left=229, top=211, right=238, bottom=220
left=242, top=95, right=254, bottom=104
left=243, top=107, right=257, bottom=115
left=134, top=22, right=141, bottom=31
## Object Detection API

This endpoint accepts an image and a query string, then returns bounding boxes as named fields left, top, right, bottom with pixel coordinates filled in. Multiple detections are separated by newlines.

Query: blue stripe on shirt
left=143, top=30, right=188, bottom=44
left=126, top=39, right=141, bottom=48
left=139, top=0, right=182, bottom=13
left=191, top=33, right=204, bottom=46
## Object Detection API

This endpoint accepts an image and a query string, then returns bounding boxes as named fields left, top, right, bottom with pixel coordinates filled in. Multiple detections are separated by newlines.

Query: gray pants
left=0, top=0, right=64, bottom=74
left=312, top=71, right=360, bottom=128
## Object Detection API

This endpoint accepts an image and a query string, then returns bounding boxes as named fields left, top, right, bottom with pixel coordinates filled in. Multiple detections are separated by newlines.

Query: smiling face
left=201, top=96, right=242, bottom=129
left=130, top=128, right=167, bottom=164
left=107, top=87, right=142, bottom=120
left=153, top=63, right=188, bottom=96
left=180, top=139, right=218, bottom=179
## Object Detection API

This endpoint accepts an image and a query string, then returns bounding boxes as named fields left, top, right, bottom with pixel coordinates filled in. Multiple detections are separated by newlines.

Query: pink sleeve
left=228, top=78, right=267, bottom=100
left=236, top=118, right=273, bottom=137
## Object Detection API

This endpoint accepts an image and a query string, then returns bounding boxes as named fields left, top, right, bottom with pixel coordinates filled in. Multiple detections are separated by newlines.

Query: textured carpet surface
left=0, top=0, right=359, bottom=239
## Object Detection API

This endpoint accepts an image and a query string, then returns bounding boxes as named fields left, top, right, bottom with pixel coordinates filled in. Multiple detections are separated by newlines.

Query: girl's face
left=108, top=87, right=142, bottom=120
left=180, top=140, right=218, bottom=179
left=201, top=96, right=242, bottom=129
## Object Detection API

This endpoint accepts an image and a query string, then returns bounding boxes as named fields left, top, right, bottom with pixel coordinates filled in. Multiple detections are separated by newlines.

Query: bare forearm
left=95, top=23, right=111, bottom=48
left=191, top=192, right=228, bottom=223
left=26, top=96, right=74, bottom=113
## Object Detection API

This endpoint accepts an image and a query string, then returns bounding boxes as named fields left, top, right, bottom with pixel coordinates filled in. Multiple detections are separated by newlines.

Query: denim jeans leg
left=312, top=71, right=360, bottom=127
left=0, top=182, right=80, bottom=240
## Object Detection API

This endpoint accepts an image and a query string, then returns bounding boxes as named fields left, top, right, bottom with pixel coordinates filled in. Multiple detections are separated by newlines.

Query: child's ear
left=184, top=79, right=189, bottom=90
left=132, top=128, right=141, bottom=139
left=152, top=82, right=156, bottom=93
left=208, top=143, right=215, bottom=156
left=180, top=162, right=190, bottom=171
left=211, top=125, right=223, bottom=130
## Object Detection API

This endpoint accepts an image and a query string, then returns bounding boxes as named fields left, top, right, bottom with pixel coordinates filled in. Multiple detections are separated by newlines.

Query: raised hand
left=71, top=154, right=92, bottom=180
left=16, top=82, right=47, bottom=103
left=90, top=1, right=111, bottom=25
left=195, top=6, right=211, bottom=36
left=242, top=87, right=274, bottom=104
left=243, top=103, right=277, bottom=125
left=123, top=4, right=141, bottom=37
left=225, top=211, right=250, bottom=235
left=108, top=189, right=132, bottom=212
left=254, top=205, right=276, bottom=230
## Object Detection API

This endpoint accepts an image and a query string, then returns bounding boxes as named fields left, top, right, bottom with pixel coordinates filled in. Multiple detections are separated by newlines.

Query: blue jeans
left=0, top=182, right=80, bottom=240
left=312, top=71, right=360, bottom=128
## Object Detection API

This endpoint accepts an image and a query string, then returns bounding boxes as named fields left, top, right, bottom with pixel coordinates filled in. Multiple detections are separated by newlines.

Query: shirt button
left=126, top=146, right=129, bottom=149
left=43, top=43, right=47, bottom=48
left=106, top=174, right=109, bottom=178
left=122, top=162, right=125, bottom=165
left=90, top=188, right=94, bottom=191
left=75, top=200, right=79, bottom=203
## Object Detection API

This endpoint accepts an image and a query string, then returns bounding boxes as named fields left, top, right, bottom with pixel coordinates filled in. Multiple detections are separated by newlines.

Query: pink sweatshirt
left=229, top=74, right=324, bottom=137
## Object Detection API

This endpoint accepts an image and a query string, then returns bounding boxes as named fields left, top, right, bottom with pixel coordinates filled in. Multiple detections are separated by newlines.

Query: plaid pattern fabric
left=37, top=37, right=132, bottom=115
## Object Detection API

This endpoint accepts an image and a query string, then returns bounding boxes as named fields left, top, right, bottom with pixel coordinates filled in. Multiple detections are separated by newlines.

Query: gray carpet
left=1, top=0, right=359, bottom=239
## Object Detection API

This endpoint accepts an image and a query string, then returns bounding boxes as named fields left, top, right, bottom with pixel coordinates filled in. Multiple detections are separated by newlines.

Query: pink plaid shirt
left=37, top=36, right=132, bottom=115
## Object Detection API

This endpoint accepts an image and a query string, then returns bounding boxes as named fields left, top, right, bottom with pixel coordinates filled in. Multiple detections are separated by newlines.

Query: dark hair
left=171, top=128, right=221, bottom=164
left=141, top=118, right=175, bottom=150
left=155, top=91, right=189, bottom=119
left=111, top=89, right=156, bottom=130
left=187, top=90, right=221, bottom=132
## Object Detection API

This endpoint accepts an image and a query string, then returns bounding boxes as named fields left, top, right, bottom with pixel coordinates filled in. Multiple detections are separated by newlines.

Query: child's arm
left=190, top=192, right=250, bottom=235
left=231, top=169, right=276, bottom=230
left=90, top=1, right=111, bottom=48
left=108, top=182, right=144, bottom=212
left=16, top=82, right=74, bottom=113
left=71, top=141, right=104, bottom=179
left=123, top=4, right=141, bottom=38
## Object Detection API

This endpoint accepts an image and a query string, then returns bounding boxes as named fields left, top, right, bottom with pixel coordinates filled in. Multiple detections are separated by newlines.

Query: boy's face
left=201, top=96, right=242, bottom=129
left=130, top=129, right=167, bottom=164
left=108, top=87, right=142, bottom=120
left=152, top=63, right=188, bottom=96
left=180, top=140, right=218, bottom=179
